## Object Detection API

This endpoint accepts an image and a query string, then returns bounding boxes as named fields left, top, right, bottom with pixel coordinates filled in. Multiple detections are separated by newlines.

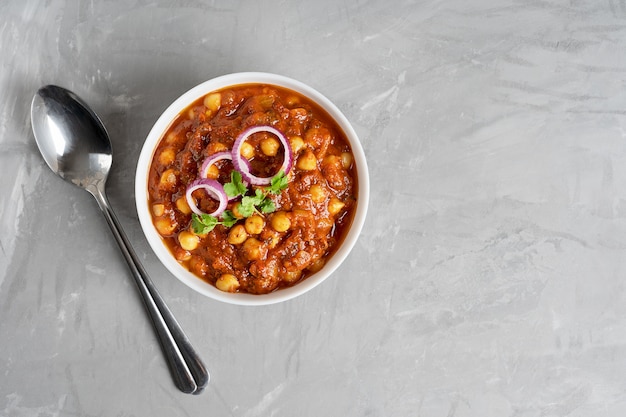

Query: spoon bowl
left=30, top=85, right=209, bottom=394
left=31, top=86, right=111, bottom=191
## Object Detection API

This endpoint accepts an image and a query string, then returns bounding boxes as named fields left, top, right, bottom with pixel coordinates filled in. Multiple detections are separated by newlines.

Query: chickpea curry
left=148, top=84, right=357, bottom=294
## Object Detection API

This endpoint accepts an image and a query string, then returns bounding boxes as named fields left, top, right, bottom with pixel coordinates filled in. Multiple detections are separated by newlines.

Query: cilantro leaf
left=223, top=170, right=248, bottom=198
left=191, top=211, right=241, bottom=234
left=269, top=170, right=289, bottom=195
left=253, top=188, right=265, bottom=201
left=258, top=198, right=276, bottom=214
left=191, top=213, right=219, bottom=234
left=221, top=210, right=238, bottom=227
left=238, top=195, right=258, bottom=217
left=238, top=188, right=277, bottom=217
left=196, top=171, right=287, bottom=229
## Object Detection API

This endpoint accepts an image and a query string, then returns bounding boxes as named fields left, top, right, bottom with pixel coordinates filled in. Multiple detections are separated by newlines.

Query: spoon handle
left=90, top=182, right=209, bottom=394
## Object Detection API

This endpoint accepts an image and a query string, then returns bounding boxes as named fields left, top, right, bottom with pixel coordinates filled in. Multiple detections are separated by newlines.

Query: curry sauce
left=148, top=84, right=357, bottom=294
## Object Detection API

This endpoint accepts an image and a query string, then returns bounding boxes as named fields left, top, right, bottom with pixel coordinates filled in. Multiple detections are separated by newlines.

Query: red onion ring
left=231, top=125, right=293, bottom=186
left=185, top=178, right=228, bottom=216
left=200, top=151, right=252, bottom=201
left=199, top=151, right=233, bottom=178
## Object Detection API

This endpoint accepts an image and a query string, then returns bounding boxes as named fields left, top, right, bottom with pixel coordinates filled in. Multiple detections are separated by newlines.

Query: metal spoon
left=30, top=85, right=209, bottom=395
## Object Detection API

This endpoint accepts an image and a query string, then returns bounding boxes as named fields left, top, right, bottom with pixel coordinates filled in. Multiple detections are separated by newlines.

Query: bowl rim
left=135, top=72, right=369, bottom=305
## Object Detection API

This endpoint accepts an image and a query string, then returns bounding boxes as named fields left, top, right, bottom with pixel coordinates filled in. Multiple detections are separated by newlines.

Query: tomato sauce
left=147, top=84, right=357, bottom=294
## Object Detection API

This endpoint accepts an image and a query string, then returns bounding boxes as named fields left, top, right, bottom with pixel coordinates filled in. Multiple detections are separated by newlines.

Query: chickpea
left=174, top=248, right=191, bottom=262
left=165, top=132, right=178, bottom=145
left=286, top=95, right=300, bottom=107
left=240, top=142, right=255, bottom=159
left=341, top=152, right=353, bottom=169
left=242, top=237, right=264, bottom=260
left=323, top=154, right=342, bottom=168
left=228, top=224, right=248, bottom=245
left=290, top=108, right=308, bottom=120
left=204, top=164, right=219, bottom=179
left=282, top=270, right=302, bottom=283
left=296, top=150, right=317, bottom=171
left=317, top=216, right=334, bottom=233
left=260, top=137, right=280, bottom=156
left=152, top=203, right=165, bottom=217
left=159, top=168, right=177, bottom=189
left=175, top=196, right=192, bottom=215
left=308, top=258, right=325, bottom=273
left=270, top=211, right=291, bottom=232
left=189, top=256, right=209, bottom=277
left=207, top=142, right=229, bottom=154
left=154, top=218, right=177, bottom=236
left=216, top=273, right=240, bottom=292
left=258, top=94, right=275, bottom=109
left=309, top=184, right=327, bottom=204
left=188, top=106, right=204, bottom=120
left=289, top=136, right=304, bottom=153
left=296, top=250, right=312, bottom=266
left=231, top=203, right=245, bottom=219
left=178, top=231, right=199, bottom=251
left=203, top=92, right=221, bottom=113
left=158, top=147, right=176, bottom=166
left=302, top=128, right=321, bottom=150
left=245, top=215, right=265, bottom=235
left=327, top=197, right=345, bottom=216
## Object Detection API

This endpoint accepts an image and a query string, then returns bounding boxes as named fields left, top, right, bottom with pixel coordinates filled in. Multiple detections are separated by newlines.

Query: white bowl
left=135, top=72, right=369, bottom=305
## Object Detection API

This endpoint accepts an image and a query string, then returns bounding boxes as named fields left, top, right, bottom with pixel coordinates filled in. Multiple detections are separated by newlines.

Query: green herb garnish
left=191, top=171, right=289, bottom=233
left=237, top=189, right=263, bottom=217
left=223, top=170, right=247, bottom=198
left=191, top=211, right=239, bottom=234
left=191, top=213, right=220, bottom=234
left=220, top=210, right=239, bottom=227
left=258, top=197, right=276, bottom=214
left=268, top=170, right=289, bottom=194
left=229, top=170, right=287, bottom=218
